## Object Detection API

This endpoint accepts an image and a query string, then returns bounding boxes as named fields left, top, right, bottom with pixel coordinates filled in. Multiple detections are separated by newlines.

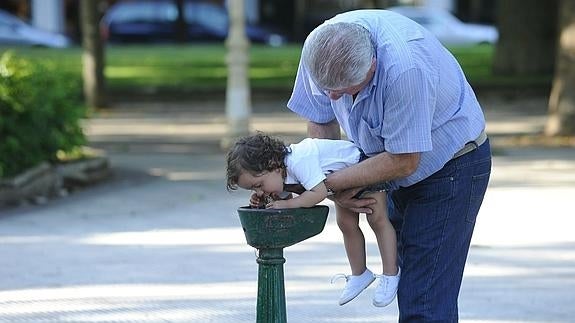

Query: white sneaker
left=373, top=267, right=400, bottom=307
left=331, top=268, right=375, bottom=305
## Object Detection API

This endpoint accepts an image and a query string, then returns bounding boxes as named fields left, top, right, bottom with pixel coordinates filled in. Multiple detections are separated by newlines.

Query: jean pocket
left=466, top=171, right=490, bottom=224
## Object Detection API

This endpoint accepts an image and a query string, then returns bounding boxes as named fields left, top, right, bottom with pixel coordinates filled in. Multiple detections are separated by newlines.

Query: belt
left=452, top=130, right=487, bottom=159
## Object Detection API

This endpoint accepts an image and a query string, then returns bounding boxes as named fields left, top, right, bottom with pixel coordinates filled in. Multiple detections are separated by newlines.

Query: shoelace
left=330, top=273, right=349, bottom=284
left=373, top=274, right=389, bottom=292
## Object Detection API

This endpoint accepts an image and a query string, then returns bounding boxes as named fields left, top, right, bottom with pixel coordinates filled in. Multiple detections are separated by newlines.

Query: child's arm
left=267, top=182, right=328, bottom=209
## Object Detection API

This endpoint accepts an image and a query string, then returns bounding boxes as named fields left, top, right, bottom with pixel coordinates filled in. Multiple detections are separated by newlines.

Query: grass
left=449, top=45, right=551, bottom=87
left=0, top=43, right=550, bottom=93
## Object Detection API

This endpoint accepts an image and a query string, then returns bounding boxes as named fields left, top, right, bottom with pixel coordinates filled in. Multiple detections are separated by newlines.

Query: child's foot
left=331, top=268, right=375, bottom=305
left=373, top=267, right=400, bottom=307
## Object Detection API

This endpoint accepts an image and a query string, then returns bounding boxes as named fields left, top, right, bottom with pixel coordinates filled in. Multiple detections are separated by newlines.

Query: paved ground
left=0, top=95, right=574, bottom=322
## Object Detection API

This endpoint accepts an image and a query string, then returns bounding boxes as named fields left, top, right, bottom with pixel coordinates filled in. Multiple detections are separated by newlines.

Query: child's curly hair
left=226, top=132, right=289, bottom=191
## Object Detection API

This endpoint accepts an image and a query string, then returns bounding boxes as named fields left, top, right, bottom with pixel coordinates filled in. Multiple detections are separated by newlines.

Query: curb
left=0, top=156, right=112, bottom=208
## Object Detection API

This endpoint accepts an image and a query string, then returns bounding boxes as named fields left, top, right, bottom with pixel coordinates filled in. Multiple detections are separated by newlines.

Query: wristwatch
left=324, top=179, right=335, bottom=196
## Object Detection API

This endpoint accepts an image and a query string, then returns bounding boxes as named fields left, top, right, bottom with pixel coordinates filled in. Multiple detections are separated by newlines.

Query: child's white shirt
left=284, top=138, right=361, bottom=190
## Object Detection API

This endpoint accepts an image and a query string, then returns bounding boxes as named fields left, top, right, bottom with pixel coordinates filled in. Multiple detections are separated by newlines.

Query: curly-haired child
left=226, top=132, right=400, bottom=307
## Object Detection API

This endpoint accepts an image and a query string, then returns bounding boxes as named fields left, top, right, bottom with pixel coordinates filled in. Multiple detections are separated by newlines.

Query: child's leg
left=364, top=191, right=398, bottom=276
left=335, top=204, right=366, bottom=275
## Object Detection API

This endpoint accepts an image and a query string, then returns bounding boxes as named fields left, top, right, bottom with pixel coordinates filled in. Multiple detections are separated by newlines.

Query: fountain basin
left=237, top=205, right=329, bottom=249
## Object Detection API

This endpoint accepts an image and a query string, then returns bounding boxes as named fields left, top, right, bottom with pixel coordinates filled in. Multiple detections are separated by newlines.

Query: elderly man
left=287, top=9, right=491, bottom=322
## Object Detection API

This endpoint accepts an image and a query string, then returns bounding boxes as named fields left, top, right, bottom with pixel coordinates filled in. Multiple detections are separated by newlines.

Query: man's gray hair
left=302, top=22, right=374, bottom=90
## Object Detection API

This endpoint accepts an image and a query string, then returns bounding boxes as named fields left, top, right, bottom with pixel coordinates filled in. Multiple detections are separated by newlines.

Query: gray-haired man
left=288, top=9, right=491, bottom=322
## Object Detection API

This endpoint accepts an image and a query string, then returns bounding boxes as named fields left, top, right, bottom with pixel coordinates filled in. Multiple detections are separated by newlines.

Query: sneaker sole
left=373, top=294, right=396, bottom=307
left=339, top=276, right=376, bottom=306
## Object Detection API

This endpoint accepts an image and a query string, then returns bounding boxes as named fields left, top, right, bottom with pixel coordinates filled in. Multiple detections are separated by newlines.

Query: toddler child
left=226, top=132, right=400, bottom=307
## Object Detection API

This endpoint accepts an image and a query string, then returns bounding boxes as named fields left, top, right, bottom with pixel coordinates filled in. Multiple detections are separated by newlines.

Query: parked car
left=0, top=9, right=70, bottom=48
left=101, top=0, right=287, bottom=46
left=387, top=6, right=498, bottom=46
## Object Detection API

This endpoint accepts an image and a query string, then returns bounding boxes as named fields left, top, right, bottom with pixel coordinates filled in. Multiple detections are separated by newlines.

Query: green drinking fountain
left=237, top=205, right=329, bottom=323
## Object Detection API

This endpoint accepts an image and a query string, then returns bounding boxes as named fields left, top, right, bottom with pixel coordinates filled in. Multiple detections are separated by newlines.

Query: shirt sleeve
left=287, top=60, right=336, bottom=124
left=291, top=159, right=326, bottom=191
left=382, top=67, right=435, bottom=154
left=287, top=142, right=327, bottom=191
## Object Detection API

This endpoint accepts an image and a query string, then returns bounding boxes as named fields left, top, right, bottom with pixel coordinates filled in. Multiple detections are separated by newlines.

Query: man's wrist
left=323, top=179, right=335, bottom=196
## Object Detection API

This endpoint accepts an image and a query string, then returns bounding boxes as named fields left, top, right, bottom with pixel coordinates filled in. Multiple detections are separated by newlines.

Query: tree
left=174, top=0, right=187, bottom=43
left=545, top=0, right=575, bottom=136
left=79, top=0, right=106, bottom=108
left=223, top=0, right=251, bottom=149
left=492, top=0, right=557, bottom=76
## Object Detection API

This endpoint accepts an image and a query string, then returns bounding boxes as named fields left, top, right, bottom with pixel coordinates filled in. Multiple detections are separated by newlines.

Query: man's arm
left=325, top=151, right=420, bottom=214
left=307, top=119, right=419, bottom=190
left=305, top=119, right=420, bottom=213
left=326, top=151, right=420, bottom=191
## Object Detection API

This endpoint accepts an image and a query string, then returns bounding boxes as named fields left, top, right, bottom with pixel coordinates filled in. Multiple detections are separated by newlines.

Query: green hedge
left=0, top=52, right=86, bottom=179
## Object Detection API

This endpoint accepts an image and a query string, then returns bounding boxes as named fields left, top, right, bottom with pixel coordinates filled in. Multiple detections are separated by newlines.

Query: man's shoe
left=373, top=267, right=400, bottom=307
left=331, top=268, right=375, bottom=305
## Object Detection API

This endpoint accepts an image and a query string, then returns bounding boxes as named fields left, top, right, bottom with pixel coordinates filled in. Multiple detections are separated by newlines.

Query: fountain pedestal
left=237, top=205, right=329, bottom=323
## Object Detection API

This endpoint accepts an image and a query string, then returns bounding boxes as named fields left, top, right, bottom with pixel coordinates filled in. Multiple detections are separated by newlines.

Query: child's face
left=237, top=168, right=284, bottom=197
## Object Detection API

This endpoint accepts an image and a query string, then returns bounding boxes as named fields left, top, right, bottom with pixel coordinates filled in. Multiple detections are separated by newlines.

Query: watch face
left=323, top=179, right=335, bottom=195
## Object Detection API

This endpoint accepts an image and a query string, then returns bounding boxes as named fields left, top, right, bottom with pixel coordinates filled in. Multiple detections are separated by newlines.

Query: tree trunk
left=174, top=0, right=187, bottom=43
left=293, top=0, right=306, bottom=42
left=80, top=0, right=106, bottom=108
left=223, top=0, right=251, bottom=149
left=545, top=0, right=575, bottom=136
left=493, top=0, right=558, bottom=76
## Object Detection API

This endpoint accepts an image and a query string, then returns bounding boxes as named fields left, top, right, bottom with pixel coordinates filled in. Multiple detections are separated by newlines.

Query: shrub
left=0, top=52, right=86, bottom=179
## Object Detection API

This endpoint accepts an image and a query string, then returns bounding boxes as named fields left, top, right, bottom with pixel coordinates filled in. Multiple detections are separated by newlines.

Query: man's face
left=325, top=82, right=366, bottom=100
left=324, top=58, right=376, bottom=101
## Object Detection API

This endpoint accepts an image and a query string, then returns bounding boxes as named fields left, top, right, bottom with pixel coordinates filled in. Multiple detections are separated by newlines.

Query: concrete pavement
left=0, top=95, right=574, bottom=322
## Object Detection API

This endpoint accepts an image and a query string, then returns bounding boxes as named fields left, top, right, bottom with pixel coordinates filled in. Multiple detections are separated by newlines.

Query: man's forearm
left=306, top=119, right=420, bottom=192
left=326, top=152, right=420, bottom=191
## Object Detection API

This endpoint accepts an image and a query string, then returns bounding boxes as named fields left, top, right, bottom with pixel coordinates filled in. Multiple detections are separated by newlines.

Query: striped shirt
left=287, top=9, right=486, bottom=188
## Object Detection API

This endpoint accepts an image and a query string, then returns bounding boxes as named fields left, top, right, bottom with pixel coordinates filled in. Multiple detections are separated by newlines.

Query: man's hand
left=331, top=187, right=377, bottom=214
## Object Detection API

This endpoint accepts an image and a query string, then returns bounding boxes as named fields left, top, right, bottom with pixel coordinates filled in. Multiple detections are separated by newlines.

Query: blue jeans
left=388, top=139, right=492, bottom=322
